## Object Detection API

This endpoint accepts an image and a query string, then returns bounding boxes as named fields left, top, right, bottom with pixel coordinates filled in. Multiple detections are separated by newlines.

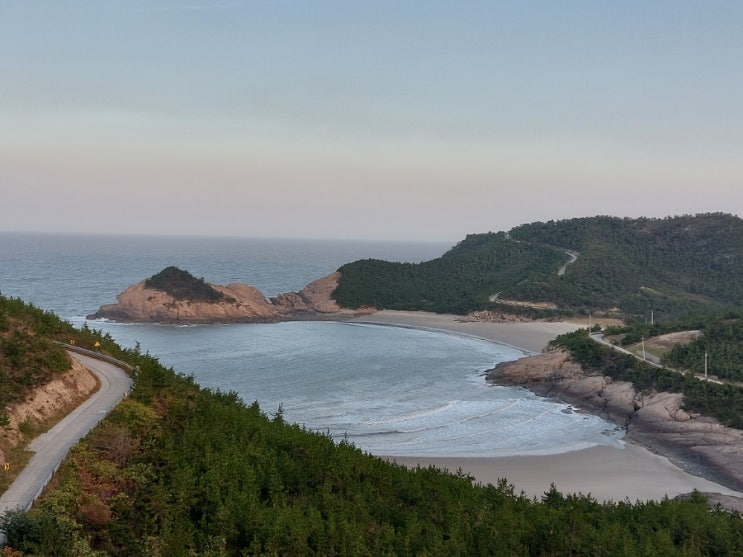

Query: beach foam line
left=388, top=444, right=743, bottom=503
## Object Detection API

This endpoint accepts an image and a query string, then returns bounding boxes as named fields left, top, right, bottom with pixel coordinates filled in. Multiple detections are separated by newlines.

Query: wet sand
left=390, top=444, right=742, bottom=503
left=353, top=311, right=743, bottom=502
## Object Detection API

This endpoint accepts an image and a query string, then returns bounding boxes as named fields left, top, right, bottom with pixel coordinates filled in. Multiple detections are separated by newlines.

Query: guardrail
left=55, top=342, right=134, bottom=371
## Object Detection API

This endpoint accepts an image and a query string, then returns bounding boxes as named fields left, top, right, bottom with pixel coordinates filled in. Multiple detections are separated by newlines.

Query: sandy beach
left=352, top=310, right=581, bottom=355
left=390, top=445, right=742, bottom=503
left=352, top=311, right=743, bottom=503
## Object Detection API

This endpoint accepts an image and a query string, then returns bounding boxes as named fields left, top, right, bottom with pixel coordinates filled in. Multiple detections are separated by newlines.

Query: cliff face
left=89, top=272, right=369, bottom=324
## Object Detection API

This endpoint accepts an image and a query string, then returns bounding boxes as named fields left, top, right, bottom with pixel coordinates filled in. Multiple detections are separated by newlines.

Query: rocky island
left=87, top=266, right=369, bottom=324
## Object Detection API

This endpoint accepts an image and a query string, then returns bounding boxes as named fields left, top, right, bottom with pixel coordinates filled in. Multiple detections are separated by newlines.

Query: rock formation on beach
left=487, top=348, right=743, bottom=492
left=88, top=268, right=369, bottom=324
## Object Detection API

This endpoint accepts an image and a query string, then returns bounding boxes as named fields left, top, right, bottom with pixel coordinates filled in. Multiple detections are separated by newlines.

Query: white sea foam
left=84, top=320, right=626, bottom=457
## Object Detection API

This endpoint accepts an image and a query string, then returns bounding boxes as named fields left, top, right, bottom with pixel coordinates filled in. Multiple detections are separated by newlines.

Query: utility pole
left=704, top=351, right=708, bottom=381
left=651, top=309, right=654, bottom=326
left=641, top=336, right=646, bottom=360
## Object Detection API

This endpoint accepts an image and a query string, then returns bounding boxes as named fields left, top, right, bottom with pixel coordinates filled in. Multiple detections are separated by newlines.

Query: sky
left=1, top=1, right=742, bottom=242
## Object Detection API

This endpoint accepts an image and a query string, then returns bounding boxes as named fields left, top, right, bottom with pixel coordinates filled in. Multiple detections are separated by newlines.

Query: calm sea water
left=0, top=233, right=624, bottom=456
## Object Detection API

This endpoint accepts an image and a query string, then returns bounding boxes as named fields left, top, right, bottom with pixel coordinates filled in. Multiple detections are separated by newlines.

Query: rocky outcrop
left=488, top=348, right=638, bottom=426
left=629, top=392, right=743, bottom=491
left=88, top=272, right=370, bottom=324
left=90, top=281, right=278, bottom=324
left=487, top=348, right=743, bottom=492
left=271, top=273, right=349, bottom=316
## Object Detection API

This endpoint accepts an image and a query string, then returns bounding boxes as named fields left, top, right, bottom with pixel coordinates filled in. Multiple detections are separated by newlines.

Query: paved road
left=557, top=249, right=579, bottom=277
left=0, top=353, right=132, bottom=523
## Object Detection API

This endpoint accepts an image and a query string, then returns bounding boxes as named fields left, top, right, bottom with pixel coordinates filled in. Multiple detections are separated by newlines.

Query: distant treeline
left=3, top=295, right=743, bottom=555
left=333, top=213, right=743, bottom=321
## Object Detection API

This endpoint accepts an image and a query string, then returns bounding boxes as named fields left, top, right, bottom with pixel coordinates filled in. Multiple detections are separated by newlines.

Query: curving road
left=556, top=249, right=579, bottom=277
left=489, top=244, right=579, bottom=302
left=1, top=353, right=132, bottom=528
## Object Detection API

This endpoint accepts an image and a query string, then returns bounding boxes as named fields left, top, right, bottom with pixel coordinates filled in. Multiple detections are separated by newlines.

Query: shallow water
left=92, top=320, right=624, bottom=456
left=0, top=233, right=624, bottom=456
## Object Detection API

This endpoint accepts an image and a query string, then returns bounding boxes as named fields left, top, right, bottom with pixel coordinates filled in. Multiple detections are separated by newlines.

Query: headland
left=352, top=311, right=743, bottom=508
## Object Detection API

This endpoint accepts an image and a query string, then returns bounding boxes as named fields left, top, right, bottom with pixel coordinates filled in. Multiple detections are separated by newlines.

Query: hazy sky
left=2, top=1, right=742, bottom=242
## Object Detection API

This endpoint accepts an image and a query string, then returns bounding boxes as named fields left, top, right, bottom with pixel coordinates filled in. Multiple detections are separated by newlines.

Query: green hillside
left=333, top=213, right=743, bottom=321
left=662, top=316, right=743, bottom=383
left=4, top=295, right=743, bottom=555
left=333, top=232, right=563, bottom=314
left=0, top=297, right=72, bottom=416
left=0, top=295, right=121, bottom=416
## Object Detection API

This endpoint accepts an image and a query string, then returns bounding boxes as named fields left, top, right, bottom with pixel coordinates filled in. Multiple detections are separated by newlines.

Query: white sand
left=354, top=311, right=743, bottom=502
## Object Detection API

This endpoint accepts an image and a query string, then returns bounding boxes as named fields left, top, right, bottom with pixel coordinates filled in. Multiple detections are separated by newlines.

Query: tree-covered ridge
left=144, top=266, right=227, bottom=303
left=333, top=232, right=564, bottom=314
left=333, top=213, right=743, bottom=320
left=599, top=312, right=743, bottom=383
left=507, top=213, right=743, bottom=317
left=662, top=316, right=743, bottom=383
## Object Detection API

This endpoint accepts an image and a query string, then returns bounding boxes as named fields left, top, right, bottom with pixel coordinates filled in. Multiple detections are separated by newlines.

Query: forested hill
left=332, top=213, right=743, bottom=321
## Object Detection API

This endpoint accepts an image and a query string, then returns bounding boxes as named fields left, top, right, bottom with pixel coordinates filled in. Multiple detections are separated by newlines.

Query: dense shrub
left=144, top=266, right=226, bottom=302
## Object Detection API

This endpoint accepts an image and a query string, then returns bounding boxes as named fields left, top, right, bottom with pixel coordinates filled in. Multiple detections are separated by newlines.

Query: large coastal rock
left=487, top=349, right=743, bottom=492
left=270, top=272, right=347, bottom=316
left=88, top=271, right=367, bottom=324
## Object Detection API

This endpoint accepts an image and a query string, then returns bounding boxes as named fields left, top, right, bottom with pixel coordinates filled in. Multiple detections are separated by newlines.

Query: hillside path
left=0, top=353, right=132, bottom=519
left=557, top=249, right=578, bottom=276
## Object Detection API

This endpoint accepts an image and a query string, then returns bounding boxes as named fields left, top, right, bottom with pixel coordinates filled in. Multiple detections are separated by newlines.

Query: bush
left=144, top=266, right=226, bottom=302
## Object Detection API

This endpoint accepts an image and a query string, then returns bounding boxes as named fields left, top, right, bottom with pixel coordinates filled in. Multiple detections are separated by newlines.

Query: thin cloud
left=145, top=2, right=247, bottom=13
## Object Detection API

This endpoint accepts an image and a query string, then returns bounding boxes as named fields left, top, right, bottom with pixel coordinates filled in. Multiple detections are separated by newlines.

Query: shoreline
left=351, top=310, right=580, bottom=355
left=351, top=310, right=743, bottom=505
left=387, top=444, right=743, bottom=504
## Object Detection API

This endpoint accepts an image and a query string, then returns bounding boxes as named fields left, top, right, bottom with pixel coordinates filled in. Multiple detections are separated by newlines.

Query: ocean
left=0, top=233, right=624, bottom=456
